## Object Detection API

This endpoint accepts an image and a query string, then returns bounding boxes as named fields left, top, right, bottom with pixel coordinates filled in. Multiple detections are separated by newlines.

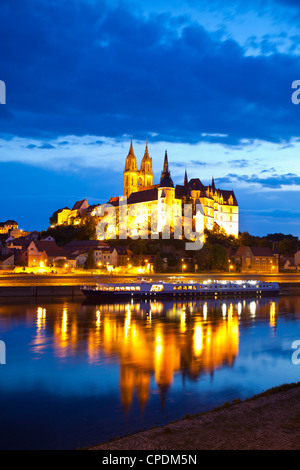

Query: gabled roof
left=34, top=241, right=67, bottom=257
left=188, top=178, right=206, bottom=191
left=72, top=199, right=88, bottom=211
left=115, top=246, right=132, bottom=255
left=234, top=246, right=247, bottom=257
left=234, top=246, right=274, bottom=257
left=0, top=254, right=14, bottom=262
left=5, top=220, right=18, bottom=225
left=249, top=246, right=274, bottom=257
left=218, top=189, right=238, bottom=206
left=57, top=207, right=70, bottom=213
left=7, top=237, right=31, bottom=249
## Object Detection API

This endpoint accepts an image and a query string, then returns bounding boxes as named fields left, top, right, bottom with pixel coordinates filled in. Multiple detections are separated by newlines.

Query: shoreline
left=0, top=273, right=299, bottom=297
left=89, top=382, right=300, bottom=450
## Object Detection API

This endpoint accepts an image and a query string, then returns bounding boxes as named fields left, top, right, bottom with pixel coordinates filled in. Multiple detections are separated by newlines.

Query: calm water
left=0, top=294, right=300, bottom=449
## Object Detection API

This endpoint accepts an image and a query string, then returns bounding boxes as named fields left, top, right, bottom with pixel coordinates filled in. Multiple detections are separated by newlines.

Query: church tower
left=139, top=140, right=153, bottom=189
left=123, top=138, right=139, bottom=197
left=158, top=150, right=176, bottom=233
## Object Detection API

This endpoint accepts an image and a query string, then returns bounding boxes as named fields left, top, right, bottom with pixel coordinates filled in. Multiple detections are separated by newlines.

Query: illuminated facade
left=107, top=139, right=239, bottom=238
left=52, top=139, right=239, bottom=238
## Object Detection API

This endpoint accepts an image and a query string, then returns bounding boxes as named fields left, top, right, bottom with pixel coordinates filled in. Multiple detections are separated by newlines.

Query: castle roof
left=159, top=172, right=174, bottom=188
left=188, top=178, right=206, bottom=191
left=127, top=187, right=158, bottom=204
left=159, top=150, right=174, bottom=188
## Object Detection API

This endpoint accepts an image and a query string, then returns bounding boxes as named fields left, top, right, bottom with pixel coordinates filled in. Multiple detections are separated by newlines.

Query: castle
left=53, top=139, right=239, bottom=239
left=105, top=139, right=239, bottom=238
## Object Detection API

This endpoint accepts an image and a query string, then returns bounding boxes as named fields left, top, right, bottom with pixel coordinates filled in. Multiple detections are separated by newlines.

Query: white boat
left=81, top=278, right=280, bottom=301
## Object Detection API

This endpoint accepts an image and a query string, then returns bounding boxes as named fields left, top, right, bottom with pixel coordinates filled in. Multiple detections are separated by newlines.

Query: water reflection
left=1, top=294, right=300, bottom=449
left=26, top=297, right=281, bottom=412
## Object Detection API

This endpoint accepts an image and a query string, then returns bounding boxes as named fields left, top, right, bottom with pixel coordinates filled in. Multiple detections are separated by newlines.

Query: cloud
left=0, top=0, right=300, bottom=146
left=217, top=171, right=300, bottom=188
left=228, top=159, right=251, bottom=168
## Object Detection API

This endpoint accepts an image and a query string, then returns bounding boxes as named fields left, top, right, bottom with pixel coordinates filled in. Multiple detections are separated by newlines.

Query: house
left=115, top=246, right=133, bottom=266
left=63, top=240, right=132, bottom=267
left=33, top=241, right=67, bottom=265
left=0, top=220, right=18, bottom=234
left=233, top=246, right=279, bottom=273
left=94, top=246, right=118, bottom=267
left=71, top=199, right=89, bottom=216
left=9, top=228, right=29, bottom=239
left=6, top=237, right=31, bottom=251
left=26, top=241, right=48, bottom=267
left=7, top=239, right=68, bottom=267
left=56, top=207, right=71, bottom=225
left=282, top=257, right=297, bottom=271
left=295, top=251, right=300, bottom=268
left=0, top=254, right=14, bottom=270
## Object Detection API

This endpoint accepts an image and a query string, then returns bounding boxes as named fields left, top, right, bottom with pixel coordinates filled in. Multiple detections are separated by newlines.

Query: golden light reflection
left=96, top=310, right=101, bottom=329
left=180, top=310, right=186, bottom=333
left=33, top=299, right=254, bottom=411
left=249, top=301, right=256, bottom=318
left=37, top=307, right=46, bottom=330
left=203, top=302, right=207, bottom=320
left=270, top=301, right=277, bottom=328
left=124, top=305, right=131, bottom=339
left=194, top=323, right=203, bottom=356
left=62, top=308, right=68, bottom=335
left=228, top=303, right=233, bottom=320
left=222, top=303, right=227, bottom=318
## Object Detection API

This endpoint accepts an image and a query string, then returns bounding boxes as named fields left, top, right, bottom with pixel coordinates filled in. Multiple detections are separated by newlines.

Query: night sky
left=0, top=0, right=300, bottom=236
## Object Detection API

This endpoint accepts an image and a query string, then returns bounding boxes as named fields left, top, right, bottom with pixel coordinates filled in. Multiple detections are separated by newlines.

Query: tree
left=277, top=238, right=299, bottom=256
left=54, top=259, right=66, bottom=268
left=153, top=252, right=164, bottom=273
left=84, top=248, right=96, bottom=269
left=49, top=210, right=59, bottom=226
left=207, top=243, right=228, bottom=270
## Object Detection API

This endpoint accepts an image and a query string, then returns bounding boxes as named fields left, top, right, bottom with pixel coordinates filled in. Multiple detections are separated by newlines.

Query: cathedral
left=106, top=139, right=239, bottom=239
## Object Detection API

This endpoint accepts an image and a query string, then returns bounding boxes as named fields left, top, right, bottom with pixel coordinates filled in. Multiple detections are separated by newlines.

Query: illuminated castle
left=108, top=139, right=239, bottom=238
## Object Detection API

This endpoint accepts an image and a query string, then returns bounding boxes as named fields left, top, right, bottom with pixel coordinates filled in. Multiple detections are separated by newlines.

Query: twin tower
left=123, top=138, right=154, bottom=197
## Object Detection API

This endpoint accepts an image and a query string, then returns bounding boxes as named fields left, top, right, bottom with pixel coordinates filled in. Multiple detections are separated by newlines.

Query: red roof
left=234, top=246, right=274, bottom=257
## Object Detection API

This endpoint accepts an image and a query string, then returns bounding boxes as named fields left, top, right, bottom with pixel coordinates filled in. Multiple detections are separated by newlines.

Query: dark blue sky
left=0, top=0, right=300, bottom=235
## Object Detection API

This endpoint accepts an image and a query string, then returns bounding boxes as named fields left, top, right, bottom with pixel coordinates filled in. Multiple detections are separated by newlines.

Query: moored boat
left=81, top=278, right=280, bottom=301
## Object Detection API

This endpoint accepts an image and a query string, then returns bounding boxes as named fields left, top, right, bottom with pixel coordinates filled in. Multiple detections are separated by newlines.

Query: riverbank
left=90, top=382, right=300, bottom=450
left=0, top=273, right=299, bottom=297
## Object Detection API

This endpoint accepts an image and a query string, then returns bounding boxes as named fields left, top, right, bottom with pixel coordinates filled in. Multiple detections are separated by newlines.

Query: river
left=0, top=294, right=299, bottom=449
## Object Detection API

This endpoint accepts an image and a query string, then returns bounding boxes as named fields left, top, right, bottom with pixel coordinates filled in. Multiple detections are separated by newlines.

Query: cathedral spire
left=184, top=166, right=188, bottom=186
left=128, top=136, right=135, bottom=156
left=161, top=150, right=169, bottom=179
left=212, top=175, right=215, bottom=190
left=124, top=137, right=138, bottom=197
left=142, top=139, right=150, bottom=160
